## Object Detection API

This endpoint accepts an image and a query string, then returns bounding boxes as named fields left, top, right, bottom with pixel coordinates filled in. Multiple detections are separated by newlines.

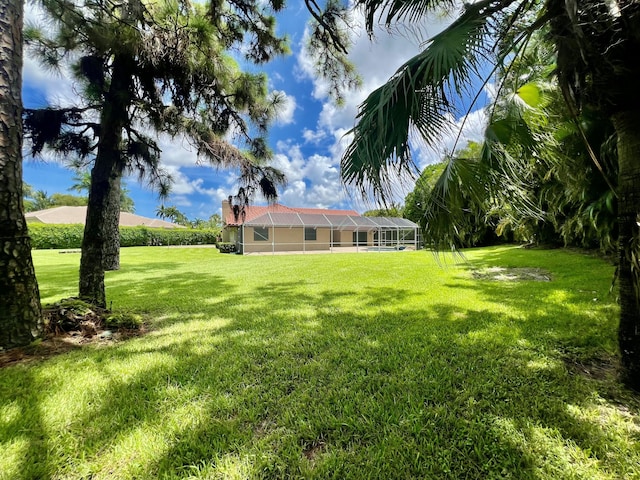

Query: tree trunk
left=612, top=110, right=640, bottom=391
left=102, top=172, right=121, bottom=272
left=78, top=153, right=123, bottom=308
left=78, top=55, right=132, bottom=307
left=0, top=0, right=43, bottom=348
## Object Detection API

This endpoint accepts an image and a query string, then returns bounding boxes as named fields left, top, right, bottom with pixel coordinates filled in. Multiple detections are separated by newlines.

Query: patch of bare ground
left=561, top=353, right=640, bottom=417
left=0, top=298, right=145, bottom=368
left=472, top=267, right=552, bottom=282
left=562, top=354, right=620, bottom=382
left=302, top=441, right=326, bottom=463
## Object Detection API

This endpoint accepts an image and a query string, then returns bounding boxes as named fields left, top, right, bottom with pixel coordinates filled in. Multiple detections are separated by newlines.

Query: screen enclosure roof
left=243, top=212, right=418, bottom=230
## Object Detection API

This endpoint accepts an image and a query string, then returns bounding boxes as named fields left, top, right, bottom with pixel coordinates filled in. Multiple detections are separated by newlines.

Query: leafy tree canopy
left=362, top=204, right=403, bottom=217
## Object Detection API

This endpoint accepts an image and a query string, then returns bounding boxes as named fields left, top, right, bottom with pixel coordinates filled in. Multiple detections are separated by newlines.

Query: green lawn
left=2, top=246, right=639, bottom=479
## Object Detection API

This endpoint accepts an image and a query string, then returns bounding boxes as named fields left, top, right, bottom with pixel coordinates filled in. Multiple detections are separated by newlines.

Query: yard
left=1, top=246, right=639, bottom=479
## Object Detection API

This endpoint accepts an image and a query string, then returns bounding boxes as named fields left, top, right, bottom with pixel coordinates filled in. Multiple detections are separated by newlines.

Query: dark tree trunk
left=102, top=172, right=121, bottom=271
left=0, top=0, right=43, bottom=348
left=78, top=153, right=123, bottom=308
left=78, top=55, right=132, bottom=307
left=612, top=110, right=640, bottom=391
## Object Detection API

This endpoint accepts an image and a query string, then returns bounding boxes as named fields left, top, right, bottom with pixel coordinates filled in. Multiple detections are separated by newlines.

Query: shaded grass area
left=2, top=246, right=639, bottom=479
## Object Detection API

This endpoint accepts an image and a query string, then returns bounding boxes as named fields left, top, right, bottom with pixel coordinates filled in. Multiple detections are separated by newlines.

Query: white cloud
left=297, top=7, right=454, bottom=125
left=156, top=134, right=200, bottom=167
left=172, top=195, right=192, bottom=207
left=271, top=90, right=297, bottom=125
left=23, top=4, right=79, bottom=108
left=302, top=128, right=326, bottom=144
left=271, top=142, right=351, bottom=209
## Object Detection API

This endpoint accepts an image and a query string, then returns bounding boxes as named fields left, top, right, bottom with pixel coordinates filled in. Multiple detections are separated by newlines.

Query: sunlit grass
left=1, top=245, right=638, bottom=479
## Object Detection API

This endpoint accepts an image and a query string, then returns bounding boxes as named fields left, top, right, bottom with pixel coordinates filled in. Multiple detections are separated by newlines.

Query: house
left=221, top=200, right=419, bottom=254
left=25, top=206, right=184, bottom=229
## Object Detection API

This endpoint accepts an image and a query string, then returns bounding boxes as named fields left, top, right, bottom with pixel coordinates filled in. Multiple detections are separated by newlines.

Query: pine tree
left=24, top=0, right=288, bottom=307
left=0, top=0, right=43, bottom=348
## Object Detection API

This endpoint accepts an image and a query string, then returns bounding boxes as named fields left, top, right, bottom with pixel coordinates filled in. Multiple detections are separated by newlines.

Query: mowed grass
left=2, top=246, right=639, bottom=479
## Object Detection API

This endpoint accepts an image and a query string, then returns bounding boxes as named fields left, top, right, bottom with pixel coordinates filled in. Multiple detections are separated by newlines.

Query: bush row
left=28, top=223, right=220, bottom=249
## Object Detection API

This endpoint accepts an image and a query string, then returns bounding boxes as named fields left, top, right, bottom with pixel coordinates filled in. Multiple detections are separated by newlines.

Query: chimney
left=222, top=198, right=231, bottom=225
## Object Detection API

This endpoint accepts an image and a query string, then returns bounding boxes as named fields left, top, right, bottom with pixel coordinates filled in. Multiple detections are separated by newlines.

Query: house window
left=353, top=231, right=367, bottom=246
left=304, top=227, right=317, bottom=241
left=254, top=227, right=269, bottom=241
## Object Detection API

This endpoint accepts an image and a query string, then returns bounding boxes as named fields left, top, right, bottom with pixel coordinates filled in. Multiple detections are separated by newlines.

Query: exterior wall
left=222, top=226, right=238, bottom=243
left=242, top=226, right=382, bottom=253
left=242, top=226, right=338, bottom=253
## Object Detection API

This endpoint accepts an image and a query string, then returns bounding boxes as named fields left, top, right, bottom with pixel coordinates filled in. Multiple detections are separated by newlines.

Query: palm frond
left=341, top=5, right=496, bottom=200
left=355, top=0, right=459, bottom=33
left=422, top=154, right=490, bottom=250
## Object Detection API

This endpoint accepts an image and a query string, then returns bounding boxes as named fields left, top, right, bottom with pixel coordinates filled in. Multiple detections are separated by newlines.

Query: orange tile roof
left=225, top=203, right=360, bottom=226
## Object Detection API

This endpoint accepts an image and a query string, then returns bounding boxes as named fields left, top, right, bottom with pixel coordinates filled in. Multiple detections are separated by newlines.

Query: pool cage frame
left=237, top=212, right=420, bottom=255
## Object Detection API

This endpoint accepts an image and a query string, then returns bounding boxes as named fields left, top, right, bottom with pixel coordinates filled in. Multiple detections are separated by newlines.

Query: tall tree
left=24, top=0, right=288, bottom=307
left=362, top=204, right=403, bottom=217
left=338, top=0, right=640, bottom=389
left=0, top=0, right=43, bottom=348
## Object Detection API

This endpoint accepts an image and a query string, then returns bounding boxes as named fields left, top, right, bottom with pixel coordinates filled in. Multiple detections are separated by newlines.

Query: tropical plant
left=50, top=193, right=88, bottom=207
left=0, top=0, right=44, bottom=349
left=23, top=0, right=289, bottom=307
left=406, top=37, right=617, bottom=251
left=69, top=169, right=135, bottom=212
left=155, top=205, right=189, bottom=226
left=338, top=0, right=640, bottom=389
left=208, top=213, right=222, bottom=228
left=405, top=141, right=501, bottom=247
left=30, top=189, right=54, bottom=211
left=403, top=162, right=445, bottom=225
left=480, top=35, right=617, bottom=250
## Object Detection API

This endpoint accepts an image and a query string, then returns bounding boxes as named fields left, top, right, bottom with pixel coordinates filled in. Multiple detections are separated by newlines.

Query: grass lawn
left=1, top=245, right=639, bottom=479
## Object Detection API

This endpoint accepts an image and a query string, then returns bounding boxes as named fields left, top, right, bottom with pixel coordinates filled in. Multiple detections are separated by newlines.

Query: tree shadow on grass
left=142, top=301, right=639, bottom=478
left=3, top=250, right=639, bottom=479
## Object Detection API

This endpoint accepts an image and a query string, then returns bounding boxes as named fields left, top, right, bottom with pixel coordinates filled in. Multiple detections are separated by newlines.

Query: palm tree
left=155, top=205, right=188, bottom=225
left=0, top=0, right=43, bottom=348
left=339, top=0, right=640, bottom=389
left=32, top=189, right=54, bottom=210
left=407, top=34, right=617, bottom=251
left=70, top=169, right=135, bottom=212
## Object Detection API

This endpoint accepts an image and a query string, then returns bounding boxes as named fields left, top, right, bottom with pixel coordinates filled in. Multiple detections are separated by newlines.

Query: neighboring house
left=25, top=206, right=184, bottom=229
left=221, top=200, right=419, bottom=254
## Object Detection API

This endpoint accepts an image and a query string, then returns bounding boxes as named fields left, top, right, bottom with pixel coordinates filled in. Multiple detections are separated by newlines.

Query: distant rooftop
left=25, top=206, right=184, bottom=229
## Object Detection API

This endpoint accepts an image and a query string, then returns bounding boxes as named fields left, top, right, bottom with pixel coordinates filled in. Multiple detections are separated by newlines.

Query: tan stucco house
left=221, top=200, right=419, bottom=254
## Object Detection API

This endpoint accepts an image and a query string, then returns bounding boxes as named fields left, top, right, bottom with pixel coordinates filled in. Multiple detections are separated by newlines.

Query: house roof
left=224, top=203, right=360, bottom=226
left=25, top=206, right=184, bottom=229
left=244, top=212, right=418, bottom=230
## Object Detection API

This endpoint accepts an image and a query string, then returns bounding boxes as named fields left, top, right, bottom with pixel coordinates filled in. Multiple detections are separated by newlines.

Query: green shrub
left=28, top=223, right=219, bottom=249
left=104, top=312, right=143, bottom=329
left=216, top=242, right=236, bottom=253
left=28, top=223, right=85, bottom=249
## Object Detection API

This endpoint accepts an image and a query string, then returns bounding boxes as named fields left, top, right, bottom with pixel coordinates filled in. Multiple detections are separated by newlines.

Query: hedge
left=28, top=223, right=220, bottom=249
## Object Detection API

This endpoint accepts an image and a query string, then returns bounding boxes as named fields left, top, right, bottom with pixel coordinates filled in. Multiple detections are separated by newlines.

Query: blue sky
left=22, top=1, right=488, bottom=220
